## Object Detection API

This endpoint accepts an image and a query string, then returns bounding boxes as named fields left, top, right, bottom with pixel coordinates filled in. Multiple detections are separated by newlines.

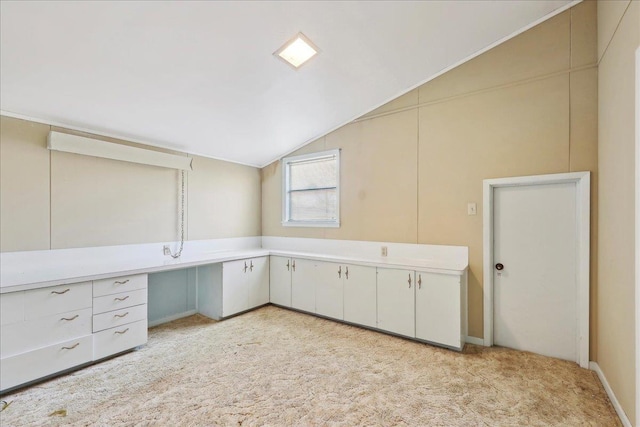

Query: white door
left=416, top=272, right=462, bottom=349
left=291, top=259, right=315, bottom=313
left=247, top=257, right=269, bottom=309
left=343, top=264, right=377, bottom=328
left=377, top=268, right=415, bottom=337
left=315, top=261, right=344, bottom=320
left=222, top=259, right=249, bottom=317
left=269, top=256, right=292, bottom=307
left=493, top=182, right=577, bottom=361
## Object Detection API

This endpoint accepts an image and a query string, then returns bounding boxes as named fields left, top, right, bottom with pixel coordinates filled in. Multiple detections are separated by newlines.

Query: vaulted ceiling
left=0, top=1, right=575, bottom=167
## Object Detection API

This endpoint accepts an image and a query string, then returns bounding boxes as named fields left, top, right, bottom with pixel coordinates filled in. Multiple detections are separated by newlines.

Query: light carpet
left=0, top=306, right=620, bottom=426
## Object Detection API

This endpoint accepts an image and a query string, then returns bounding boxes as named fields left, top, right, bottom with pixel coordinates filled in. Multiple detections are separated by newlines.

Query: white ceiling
left=0, top=1, right=575, bottom=167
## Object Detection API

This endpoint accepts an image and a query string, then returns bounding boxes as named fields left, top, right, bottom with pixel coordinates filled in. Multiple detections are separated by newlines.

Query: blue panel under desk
left=148, top=267, right=197, bottom=325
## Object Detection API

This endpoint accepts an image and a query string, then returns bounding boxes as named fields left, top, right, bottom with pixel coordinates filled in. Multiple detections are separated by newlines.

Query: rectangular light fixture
left=274, top=32, right=319, bottom=69
left=47, top=131, right=193, bottom=171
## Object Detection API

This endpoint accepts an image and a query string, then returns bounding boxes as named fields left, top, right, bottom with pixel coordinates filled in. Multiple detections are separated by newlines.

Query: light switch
left=467, top=203, right=477, bottom=216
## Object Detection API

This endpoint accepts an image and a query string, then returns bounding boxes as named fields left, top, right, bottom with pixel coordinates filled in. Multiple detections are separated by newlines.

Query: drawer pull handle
left=114, top=296, right=130, bottom=302
left=60, top=314, right=79, bottom=321
left=114, top=279, right=130, bottom=285
left=114, top=312, right=129, bottom=318
left=61, top=343, right=79, bottom=350
left=115, top=328, right=129, bottom=335
left=51, top=288, right=70, bottom=295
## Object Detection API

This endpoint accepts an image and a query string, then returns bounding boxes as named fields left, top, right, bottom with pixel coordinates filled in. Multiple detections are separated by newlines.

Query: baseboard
left=148, top=310, right=197, bottom=328
left=465, top=336, right=484, bottom=346
left=589, top=362, right=632, bottom=427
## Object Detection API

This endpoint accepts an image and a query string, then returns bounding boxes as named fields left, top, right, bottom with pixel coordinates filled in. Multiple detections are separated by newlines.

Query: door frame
left=483, top=172, right=590, bottom=368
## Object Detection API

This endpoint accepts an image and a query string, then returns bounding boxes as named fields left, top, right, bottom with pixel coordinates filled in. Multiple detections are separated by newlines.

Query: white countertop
left=1, top=238, right=468, bottom=293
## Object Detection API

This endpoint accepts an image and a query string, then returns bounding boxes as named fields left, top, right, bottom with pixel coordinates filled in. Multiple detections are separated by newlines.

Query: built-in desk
left=0, top=236, right=468, bottom=393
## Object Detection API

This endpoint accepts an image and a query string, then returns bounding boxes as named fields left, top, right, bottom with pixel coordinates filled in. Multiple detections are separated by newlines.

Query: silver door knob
left=495, top=263, right=504, bottom=271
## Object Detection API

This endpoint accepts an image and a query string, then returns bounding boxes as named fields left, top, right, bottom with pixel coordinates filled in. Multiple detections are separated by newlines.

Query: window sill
left=281, top=221, right=340, bottom=228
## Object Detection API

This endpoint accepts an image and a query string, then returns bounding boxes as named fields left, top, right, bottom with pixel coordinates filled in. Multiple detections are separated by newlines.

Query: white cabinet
left=92, top=274, right=148, bottom=361
left=198, top=256, right=269, bottom=320
left=377, top=268, right=415, bottom=338
left=415, top=272, right=464, bottom=350
left=343, top=264, right=377, bottom=328
left=270, top=256, right=292, bottom=307
left=291, top=258, right=316, bottom=313
left=0, top=281, right=94, bottom=392
left=314, top=261, right=343, bottom=320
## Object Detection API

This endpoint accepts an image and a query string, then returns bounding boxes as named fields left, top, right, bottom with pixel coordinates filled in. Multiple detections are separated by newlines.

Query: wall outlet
left=467, top=202, right=477, bottom=216
left=381, top=246, right=388, bottom=257
left=163, top=245, right=171, bottom=256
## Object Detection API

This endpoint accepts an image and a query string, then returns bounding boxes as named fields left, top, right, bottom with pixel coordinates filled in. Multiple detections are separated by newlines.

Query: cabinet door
left=343, top=264, right=377, bottom=328
left=222, top=259, right=249, bottom=317
left=377, top=268, right=415, bottom=337
left=291, top=259, right=315, bottom=313
left=314, top=261, right=344, bottom=320
left=248, top=257, right=269, bottom=309
left=269, top=256, right=292, bottom=307
left=415, top=272, right=462, bottom=349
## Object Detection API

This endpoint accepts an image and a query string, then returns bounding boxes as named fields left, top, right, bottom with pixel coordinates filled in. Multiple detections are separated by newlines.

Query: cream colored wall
left=597, top=0, right=638, bottom=422
left=0, top=116, right=262, bottom=252
left=262, top=3, right=598, bottom=344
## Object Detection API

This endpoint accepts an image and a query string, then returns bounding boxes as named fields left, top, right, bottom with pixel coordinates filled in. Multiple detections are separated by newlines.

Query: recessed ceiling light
left=274, top=33, right=319, bottom=69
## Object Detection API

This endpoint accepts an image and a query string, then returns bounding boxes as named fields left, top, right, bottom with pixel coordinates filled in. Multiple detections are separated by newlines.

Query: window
left=282, top=149, right=340, bottom=227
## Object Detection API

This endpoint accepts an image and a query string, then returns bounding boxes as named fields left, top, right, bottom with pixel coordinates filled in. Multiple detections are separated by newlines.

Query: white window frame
left=281, top=149, right=340, bottom=228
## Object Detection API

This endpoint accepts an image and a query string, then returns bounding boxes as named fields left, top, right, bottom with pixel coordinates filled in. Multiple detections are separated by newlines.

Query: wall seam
left=48, top=124, right=52, bottom=250
left=416, top=93, right=420, bottom=245
left=353, top=64, right=598, bottom=124
left=597, top=0, right=633, bottom=65
left=569, top=7, right=573, bottom=173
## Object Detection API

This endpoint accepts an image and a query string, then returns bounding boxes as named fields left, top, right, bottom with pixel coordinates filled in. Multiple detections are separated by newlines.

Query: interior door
left=493, top=182, right=577, bottom=361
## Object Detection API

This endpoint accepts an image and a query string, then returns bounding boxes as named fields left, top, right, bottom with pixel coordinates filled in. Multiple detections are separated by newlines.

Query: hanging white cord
left=170, top=169, right=185, bottom=259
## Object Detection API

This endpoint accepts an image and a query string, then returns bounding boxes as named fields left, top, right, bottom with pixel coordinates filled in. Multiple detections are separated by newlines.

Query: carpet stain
left=0, top=306, right=621, bottom=426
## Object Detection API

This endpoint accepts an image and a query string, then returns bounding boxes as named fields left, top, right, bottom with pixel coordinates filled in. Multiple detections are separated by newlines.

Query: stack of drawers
left=92, top=274, right=148, bottom=360
left=0, top=282, right=93, bottom=390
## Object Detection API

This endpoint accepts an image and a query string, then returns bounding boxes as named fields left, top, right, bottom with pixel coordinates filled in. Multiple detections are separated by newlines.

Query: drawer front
left=92, top=304, right=147, bottom=333
left=1, top=308, right=92, bottom=358
left=93, top=319, right=147, bottom=361
left=93, top=288, right=147, bottom=315
left=1, top=291, right=24, bottom=326
left=93, top=274, right=147, bottom=297
left=0, top=335, right=92, bottom=392
left=24, top=282, right=92, bottom=320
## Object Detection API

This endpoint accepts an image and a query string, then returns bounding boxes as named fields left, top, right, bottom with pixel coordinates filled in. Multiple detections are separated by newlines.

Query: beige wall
left=262, top=3, right=598, bottom=345
left=597, top=0, right=638, bottom=422
left=0, top=116, right=262, bottom=251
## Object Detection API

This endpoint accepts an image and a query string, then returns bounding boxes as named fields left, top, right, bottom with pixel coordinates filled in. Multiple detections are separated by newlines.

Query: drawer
left=92, top=304, right=147, bottom=333
left=93, top=274, right=147, bottom=297
left=1, top=291, right=24, bottom=325
left=0, top=334, right=92, bottom=392
left=24, top=282, right=92, bottom=320
left=1, top=308, right=92, bottom=358
left=93, top=288, right=147, bottom=315
left=93, top=319, right=147, bottom=361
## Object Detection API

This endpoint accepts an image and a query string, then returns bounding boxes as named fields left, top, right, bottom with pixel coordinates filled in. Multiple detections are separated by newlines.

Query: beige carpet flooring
left=0, top=305, right=620, bottom=426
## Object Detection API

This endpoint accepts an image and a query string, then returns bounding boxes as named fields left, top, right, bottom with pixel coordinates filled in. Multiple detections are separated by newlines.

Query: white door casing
left=483, top=172, right=590, bottom=368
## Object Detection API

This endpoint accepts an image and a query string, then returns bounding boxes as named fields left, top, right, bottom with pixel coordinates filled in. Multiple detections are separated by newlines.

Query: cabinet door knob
left=345, top=266, right=349, bottom=280
left=292, top=260, right=296, bottom=272
left=418, top=275, right=422, bottom=289
left=243, top=261, right=248, bottom=273
left=408, top=274, right=412, bottom=288
left=286, top=260, right=290, bottom=271
left=338, top=266, right=342, bottom=278
left=250, top=260, right=254, bottom=271
left=495, top=263, right=504, bottom=271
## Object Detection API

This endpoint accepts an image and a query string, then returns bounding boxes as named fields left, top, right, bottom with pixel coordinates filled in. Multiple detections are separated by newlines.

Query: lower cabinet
left=269, top=256, right=292, bottom=307
left=343, top=264, right=377, bottom=328
left=376, top=268, right=416, bottom=338
left=415, top=272, right=464, bottom=350
left=197, top=256, right=269, bottom=320
left=291, top=258, right=316, bottom=313
left=314, top=261, right=344, bottom=320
